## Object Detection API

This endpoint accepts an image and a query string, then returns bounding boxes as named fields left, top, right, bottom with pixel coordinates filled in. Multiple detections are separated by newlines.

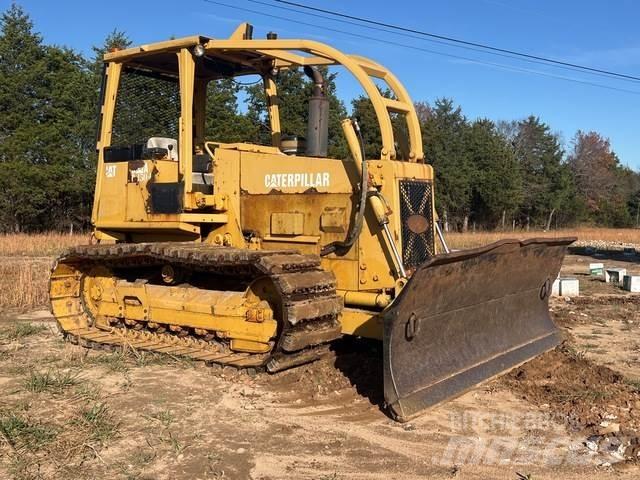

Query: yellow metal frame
left=101, top=25, right=424, bottom=162
left=92, top=61, right=122, bottom=224
left=94, top=25, right=426, bottom=231
left=89, top=25, right=436, bottom=342
left=203, top=39, right=424, bottom=161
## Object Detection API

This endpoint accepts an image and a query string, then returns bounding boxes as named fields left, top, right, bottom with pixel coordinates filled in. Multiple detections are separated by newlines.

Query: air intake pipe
left=304, top=66, right=329, bottom=157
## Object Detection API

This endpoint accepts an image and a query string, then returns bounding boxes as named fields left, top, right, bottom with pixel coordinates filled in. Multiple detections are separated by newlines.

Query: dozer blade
left=383, top=237, right=575, bottom=421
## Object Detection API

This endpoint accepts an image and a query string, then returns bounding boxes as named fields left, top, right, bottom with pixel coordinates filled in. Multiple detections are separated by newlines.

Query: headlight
left=192, top=44, right=206, bottom=57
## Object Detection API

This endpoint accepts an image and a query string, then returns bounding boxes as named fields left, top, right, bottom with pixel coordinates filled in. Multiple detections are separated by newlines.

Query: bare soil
left=1, top=254, right=640, bottom=479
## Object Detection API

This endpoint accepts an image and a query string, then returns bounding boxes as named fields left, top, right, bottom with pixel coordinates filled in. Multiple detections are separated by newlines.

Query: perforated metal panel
left=399, top=180, right=435, bottom=269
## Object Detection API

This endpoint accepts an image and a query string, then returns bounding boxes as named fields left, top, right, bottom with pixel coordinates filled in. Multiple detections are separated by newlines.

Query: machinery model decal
left=105, top=164, right=117, bottom=178
left=264, top=172, right=330, bottom=189
left=129, top=163, right=151, bottom=183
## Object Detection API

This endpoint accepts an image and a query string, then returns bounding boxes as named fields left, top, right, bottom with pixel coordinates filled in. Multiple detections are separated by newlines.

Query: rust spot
left=406, top=214, right=430, bottom=234
left=128, top=160, right=145, bottom=170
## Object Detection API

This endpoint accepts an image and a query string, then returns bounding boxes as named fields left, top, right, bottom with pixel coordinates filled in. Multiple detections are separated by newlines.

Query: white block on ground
left=623, top=275, right=640, bottom=293
left=605, top=268, right=627, bottom=283
left=559, top=277, right=579, bottom=297
left=589, top=263, right=604, bottom=276
left=551, top=278, right=560, bottom=296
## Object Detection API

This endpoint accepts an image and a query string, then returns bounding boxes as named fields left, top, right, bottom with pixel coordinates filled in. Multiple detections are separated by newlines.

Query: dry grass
left=0, top=228, right=637, bottom=311
left=0, top=259, right=53, bottom=312
left=0, top=232, right=86, bottom=257
left=0, top=233, right=85, bottom=312
left=445, top=227, right=640, bottom=250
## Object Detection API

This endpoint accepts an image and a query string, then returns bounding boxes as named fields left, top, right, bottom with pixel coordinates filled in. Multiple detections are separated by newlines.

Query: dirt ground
left=2, top=254, right=640, bottom=479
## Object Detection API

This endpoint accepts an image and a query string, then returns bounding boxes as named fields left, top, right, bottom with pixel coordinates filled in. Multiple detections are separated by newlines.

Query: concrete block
left=559, top=277, right=580, bottom=297
left=589, top=263, right=604, bottom=276
left=623, top=275, right=640, bottom=293
left=551, top=278, right=560, bottom=296
left=605, top=268, right=627, bottom=284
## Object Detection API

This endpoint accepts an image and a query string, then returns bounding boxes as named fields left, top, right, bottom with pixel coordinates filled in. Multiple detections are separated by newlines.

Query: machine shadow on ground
left=330, top=337, right=387, bottom=413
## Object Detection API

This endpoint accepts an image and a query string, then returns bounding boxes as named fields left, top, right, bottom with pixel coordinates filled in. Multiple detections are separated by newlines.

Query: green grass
left=159, top=430, right=187, bottom=455
left=86, top=348, right=194, bottom=372
left=624, top=378, right=640, bottom=392
left=74, top=382, right=102, bottom=402
left=1, top=322, right=47, bottom=341
left=75, top=402, right=119, bottom=444
left=148, top=409, right=174, bottom=428
left=555, top=389, right=611, bottom=402
left=0, top=411, right=57, bottom=449
left=577, top=334, right=599, bottom=340
left=24, top=369, right=80, bottom=394
left=86, top=352, right=129, bottom=373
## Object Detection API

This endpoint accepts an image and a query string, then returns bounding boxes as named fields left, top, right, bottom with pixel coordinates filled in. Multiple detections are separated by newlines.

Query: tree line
left=1, top=4, right=639, bottom=233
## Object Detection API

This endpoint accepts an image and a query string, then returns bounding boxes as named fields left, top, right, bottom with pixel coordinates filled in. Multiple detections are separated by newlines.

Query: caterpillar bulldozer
left=49, top=24, right=574, bottom=421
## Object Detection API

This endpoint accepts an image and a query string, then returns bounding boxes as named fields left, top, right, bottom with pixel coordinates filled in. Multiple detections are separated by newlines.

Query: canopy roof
left=103, top=23, right=424, bottom=161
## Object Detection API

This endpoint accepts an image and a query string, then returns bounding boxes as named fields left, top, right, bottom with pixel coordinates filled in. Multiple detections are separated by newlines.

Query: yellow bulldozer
left=49, top=24, right=574, bottom=421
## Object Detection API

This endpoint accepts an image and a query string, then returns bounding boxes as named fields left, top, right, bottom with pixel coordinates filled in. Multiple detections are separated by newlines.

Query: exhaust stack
left=304, top=66, right=329, bottom=157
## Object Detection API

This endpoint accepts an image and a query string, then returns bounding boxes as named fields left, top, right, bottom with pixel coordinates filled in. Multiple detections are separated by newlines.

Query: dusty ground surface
left=1, top=253, right=640, bottom=479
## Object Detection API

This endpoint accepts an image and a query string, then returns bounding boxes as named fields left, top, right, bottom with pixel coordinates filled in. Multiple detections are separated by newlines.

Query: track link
left=50, top=242, right=343, bottom=372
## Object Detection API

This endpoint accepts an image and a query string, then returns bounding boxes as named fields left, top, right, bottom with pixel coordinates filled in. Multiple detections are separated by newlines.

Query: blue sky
left=4, top=0, right=640, bottom=168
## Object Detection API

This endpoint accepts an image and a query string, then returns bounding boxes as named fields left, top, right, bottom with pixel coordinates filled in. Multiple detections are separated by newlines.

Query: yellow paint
left=87, top=24, right=438, bottom=341
left=85, top=276, right=278, bottom=349
left=340, top=309, right=383, bottom=340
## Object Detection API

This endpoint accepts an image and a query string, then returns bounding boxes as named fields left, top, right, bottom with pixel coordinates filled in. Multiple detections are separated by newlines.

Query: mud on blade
left=383, top=237, right=575, bottom=422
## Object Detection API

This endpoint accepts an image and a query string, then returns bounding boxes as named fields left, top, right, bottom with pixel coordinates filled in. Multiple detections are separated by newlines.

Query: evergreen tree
left=245, top=67, right=348, bottom=157
left=350, top=89, right=409, bottom=160
left=467, top=119, right=522, bottom=228
left=513, top=116, right=575, bottom=229
left=0, top=3, right=47, bottom=164
left=350, top=94, right=382, bottom=159
left=420, top=98, right=474, bottom=231
left=1, top=2, right=639, bottom=233
left=206, top=78, right=258, bottom=143
left=0, top=4, right=95, bottom=231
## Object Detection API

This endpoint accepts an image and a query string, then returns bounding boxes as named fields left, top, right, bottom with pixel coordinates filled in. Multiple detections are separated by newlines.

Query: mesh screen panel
left=111, top=68, right=180, bottom=146
left=399, top=180, right=435, bottom=269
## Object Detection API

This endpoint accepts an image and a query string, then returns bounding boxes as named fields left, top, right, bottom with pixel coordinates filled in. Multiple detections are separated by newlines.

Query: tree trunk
left=443, top=210, right=449, bottom=233
left=545, top=208, right=556, bottom=231
left=462, top=215, right=469, bottom=233
left=526, top=215, right=530, bottom=232
left=512, top=219, right=516, bottom=231
left=501, top=210, right=506, bottom=230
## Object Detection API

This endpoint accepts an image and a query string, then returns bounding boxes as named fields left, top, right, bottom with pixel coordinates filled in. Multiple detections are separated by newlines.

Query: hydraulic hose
left=320, top=119, right=368, bottom=256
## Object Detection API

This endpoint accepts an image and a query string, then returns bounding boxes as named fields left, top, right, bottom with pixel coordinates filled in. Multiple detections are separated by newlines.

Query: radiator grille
left=399, top=180, right=435, bottom=269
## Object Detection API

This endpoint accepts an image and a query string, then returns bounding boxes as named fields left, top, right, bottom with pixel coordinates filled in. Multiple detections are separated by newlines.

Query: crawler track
left=50, top=243, right=343, bottom=372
